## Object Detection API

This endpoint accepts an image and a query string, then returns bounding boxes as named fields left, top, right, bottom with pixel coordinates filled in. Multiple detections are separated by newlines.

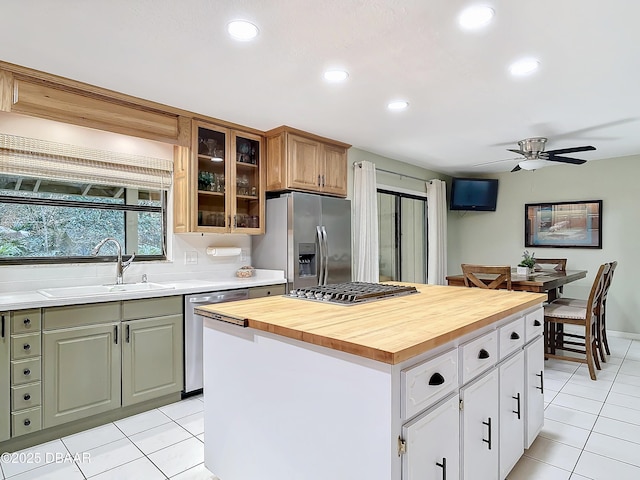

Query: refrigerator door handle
left=316, top=225, right=325, bottom=285
left=321, top=226, right=329, bottom=285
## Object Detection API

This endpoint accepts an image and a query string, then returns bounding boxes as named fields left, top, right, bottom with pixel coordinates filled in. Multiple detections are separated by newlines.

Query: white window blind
left=0, top=133, right=173, bottom=190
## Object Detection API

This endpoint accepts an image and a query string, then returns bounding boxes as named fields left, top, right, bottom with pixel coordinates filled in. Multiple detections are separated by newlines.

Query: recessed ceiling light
left=387, top=101, right=409, bottom=111
left=323, top=70, right=349, bottom=82
left=227, top=20, right=259, bottom=41
left=458, top=5, right=495, bottom=30
left=509, top=58, right=540, bottom=76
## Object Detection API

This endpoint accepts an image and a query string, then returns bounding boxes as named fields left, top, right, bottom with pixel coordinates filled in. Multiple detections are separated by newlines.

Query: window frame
left=0, top=190, right=167, bottom=265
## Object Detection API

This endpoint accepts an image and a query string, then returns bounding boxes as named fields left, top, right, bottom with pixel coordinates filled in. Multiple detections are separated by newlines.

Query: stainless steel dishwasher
left=184, top=289, right=249, bottom=395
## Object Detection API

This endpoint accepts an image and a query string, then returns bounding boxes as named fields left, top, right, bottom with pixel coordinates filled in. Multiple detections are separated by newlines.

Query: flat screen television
left=450, top=178, right=499, bottom=211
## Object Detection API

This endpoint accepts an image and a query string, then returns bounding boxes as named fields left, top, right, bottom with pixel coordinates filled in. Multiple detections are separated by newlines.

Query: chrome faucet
left=91, top=237, right=136, bottom=285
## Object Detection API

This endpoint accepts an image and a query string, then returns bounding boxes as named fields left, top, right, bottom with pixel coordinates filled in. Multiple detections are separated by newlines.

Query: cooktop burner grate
left=287, top=282, right=418, bottom=305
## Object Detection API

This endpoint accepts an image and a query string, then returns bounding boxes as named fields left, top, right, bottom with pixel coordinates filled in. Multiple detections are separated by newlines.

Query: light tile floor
left=508, top=336, right=640, bottom=480
left=0, top=395, right=216, bottom=480
left=2, top=337, right=640, bottom=479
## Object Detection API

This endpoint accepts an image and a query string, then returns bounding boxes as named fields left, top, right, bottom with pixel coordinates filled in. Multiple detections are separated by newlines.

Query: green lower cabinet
left=1, top=312, right=9, bottom=442
left=43, top=323, right=121, bottom=428
left=122, top=314, right=183, bottom=407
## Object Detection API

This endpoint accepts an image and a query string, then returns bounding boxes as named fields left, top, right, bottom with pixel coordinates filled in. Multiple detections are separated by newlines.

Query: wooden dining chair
left=534, top=258, right=567, bottom=271
left=554, top=261, right=618, bottom=362
left=544, top=263, right=609, bottom=380
left=534, top=258, right=568, bottom=294
left=461, top=264, right=512, bottom=290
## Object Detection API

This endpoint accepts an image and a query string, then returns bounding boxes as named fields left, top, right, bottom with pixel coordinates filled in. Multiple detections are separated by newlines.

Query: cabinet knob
left=24, top=318, right=31, bottom=326
left=533, top=319, right=541, bottom=327
left=478, top=348, right=490, bottom=359
left=24, top=344, right=31, bottom=350
left=510, top=332, right=520, bottom=340
left=24, top=419, right=31, bottom=427
left=23, top=368, right=31, bottom=376
left=428, top=372, right=445, bottom=386
left=24, top=393, right=31, bottom=401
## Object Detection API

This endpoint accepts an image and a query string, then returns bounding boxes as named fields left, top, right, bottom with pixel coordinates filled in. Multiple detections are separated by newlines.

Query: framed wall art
left=525, top=200, right=602, bottom=249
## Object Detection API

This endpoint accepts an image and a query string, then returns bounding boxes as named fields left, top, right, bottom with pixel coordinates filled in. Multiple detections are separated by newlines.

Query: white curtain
left=353, top=161, right=379, bottom=282
left=426, top=179, right=448, bottom=284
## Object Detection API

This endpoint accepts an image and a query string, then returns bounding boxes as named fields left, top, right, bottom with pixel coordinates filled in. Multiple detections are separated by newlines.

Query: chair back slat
left=461, top=264, right=512, bottom=291
left=601, top=260, right=617, bottom=303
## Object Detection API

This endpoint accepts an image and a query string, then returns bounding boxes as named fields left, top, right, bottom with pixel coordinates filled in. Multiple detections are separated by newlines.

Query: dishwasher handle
left=189, top=291, right=249, bottom=304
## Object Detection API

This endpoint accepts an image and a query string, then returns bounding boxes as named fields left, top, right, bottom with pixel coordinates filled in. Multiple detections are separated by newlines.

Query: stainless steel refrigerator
left=252, top=192, right=352, bottom=291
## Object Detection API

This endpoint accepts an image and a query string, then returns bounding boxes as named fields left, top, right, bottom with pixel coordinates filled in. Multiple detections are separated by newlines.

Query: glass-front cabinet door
left=195, top=122, right=229, bottom=232
left=192, top=120, right=264, bottom=234
left=232, top=131, right=264, bottom=234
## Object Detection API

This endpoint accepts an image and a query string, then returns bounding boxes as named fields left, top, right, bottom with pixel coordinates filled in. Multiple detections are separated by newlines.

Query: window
left=377, top=189, right=427, bottom=283
left=0, top=132, right=170, bottom=264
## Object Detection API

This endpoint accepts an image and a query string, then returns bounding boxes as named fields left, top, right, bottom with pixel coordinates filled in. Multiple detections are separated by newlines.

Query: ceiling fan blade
left=506, top=149, right=525, bottom=155
left=511, top=164, right=522, bottom=172
left=545, top=145, right=596, bottom=156
left=474, top=157, right=521, bottom=167
left=546, top=155, right=587, bottom=165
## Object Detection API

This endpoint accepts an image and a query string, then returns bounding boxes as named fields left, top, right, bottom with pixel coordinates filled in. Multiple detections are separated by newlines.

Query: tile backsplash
left=0, top=233, right=252, bottom=294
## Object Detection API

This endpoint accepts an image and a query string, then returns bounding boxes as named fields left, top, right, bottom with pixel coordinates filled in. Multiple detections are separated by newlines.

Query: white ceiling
left=1, top=0, right=639, bottom=175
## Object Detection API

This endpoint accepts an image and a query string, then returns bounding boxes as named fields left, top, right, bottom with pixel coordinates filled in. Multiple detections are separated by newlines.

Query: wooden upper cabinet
left=322, top=142, right=349, bottom=196
left=173, top=119, right=265, bottom=234
left=266, top=126, right=350, bottom=197
left=7, top=74, right=180, bottom=144
left=288, top=134, right=322, bottom=191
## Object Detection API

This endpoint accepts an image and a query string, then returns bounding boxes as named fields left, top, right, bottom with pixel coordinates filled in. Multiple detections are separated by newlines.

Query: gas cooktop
left=287, top=282, right=418, bottom=305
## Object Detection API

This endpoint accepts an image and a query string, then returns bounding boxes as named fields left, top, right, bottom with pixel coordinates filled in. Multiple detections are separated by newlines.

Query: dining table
left=446, top=269, right=588, bottom=302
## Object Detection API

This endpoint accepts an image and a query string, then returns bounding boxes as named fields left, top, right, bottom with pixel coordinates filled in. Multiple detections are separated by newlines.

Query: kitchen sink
left=37, top=282, right=175, bottom=298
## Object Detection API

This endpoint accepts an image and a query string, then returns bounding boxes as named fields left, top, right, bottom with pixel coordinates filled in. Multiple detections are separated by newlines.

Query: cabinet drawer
left=11, top=333, right=41, bottom=360
left=248, top=285, right=286, bottom=299
left=11, top=358, right=41, bottom=385
left=44, top=302, right=120, bottom=330
left=12, top=383, right=42, bottom=411
left=499, top=317, right=525, bottom=360
left=525, top=308, right=544, bottom=343
left=11, top=407, right=42, bottom=437
left=402, top=349, right=458, bottom=420
left=122, top=295, right=182, bottom=320
left=460, top=330, right=498, bottom=384
left=11, top=309, right=41, bottom=334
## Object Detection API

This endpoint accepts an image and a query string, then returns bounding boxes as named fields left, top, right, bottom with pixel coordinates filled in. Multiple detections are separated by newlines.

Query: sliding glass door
left=377, top=189, right=427, bottom=283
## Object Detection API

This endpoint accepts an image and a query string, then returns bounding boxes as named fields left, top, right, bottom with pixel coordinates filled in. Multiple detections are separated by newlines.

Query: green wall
left=447, top=155, right=639, bottom=335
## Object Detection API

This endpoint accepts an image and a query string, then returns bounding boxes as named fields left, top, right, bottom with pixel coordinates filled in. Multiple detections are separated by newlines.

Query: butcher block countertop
left=195, top=283, right=547, bottom=364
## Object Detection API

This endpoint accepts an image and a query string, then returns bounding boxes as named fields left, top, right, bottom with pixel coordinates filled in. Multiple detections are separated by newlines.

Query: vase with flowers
left=517, top=250, right=536, bottom=275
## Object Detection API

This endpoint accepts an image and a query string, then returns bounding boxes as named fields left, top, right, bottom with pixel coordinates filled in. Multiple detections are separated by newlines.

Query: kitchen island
left=195, top=283, right=547, bottom=480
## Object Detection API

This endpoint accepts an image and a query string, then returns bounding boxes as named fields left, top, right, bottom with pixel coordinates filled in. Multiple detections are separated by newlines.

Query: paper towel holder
left=206, top=247, right=242, bottom=257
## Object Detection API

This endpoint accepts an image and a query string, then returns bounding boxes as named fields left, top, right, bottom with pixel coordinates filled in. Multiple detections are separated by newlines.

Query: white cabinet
left=525, top=336, right=545, bottom=448
left=498, top=351, right=525, bottom=479
left=402, top=348, right=458, bottom=420
left=460, top=330, right=497, bottom=384
left=461, top=368, right=499, bottom=480
left=498, top=318, right=525, bottom=360
left=524, top=308, right=544, bottom=343
left=402, top=394, right=460, bottom=480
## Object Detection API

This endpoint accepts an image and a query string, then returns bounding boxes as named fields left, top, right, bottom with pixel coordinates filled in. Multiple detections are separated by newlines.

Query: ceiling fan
left=506, top=137, right=596, bottom=172
left=475, top=137, right=596, bottom=172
